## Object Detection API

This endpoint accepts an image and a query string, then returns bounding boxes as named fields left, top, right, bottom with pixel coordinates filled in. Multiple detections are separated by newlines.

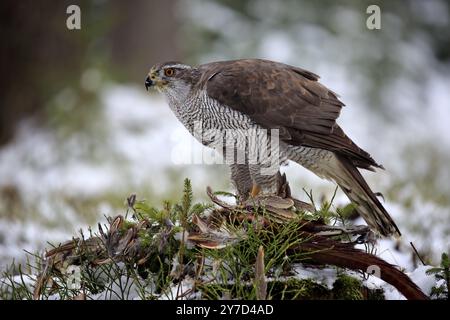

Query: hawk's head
left=145, top=61, right=198, bottom=95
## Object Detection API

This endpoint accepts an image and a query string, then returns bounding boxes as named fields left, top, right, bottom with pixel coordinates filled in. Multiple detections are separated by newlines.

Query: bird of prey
left=145, top=59, right=400, bottom=237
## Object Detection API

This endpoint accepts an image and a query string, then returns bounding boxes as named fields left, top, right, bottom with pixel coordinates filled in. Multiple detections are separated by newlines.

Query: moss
left=269, top=278, right=331, bottom=300
left=261, top=275, right=385, bottom=300
left=332, top=274, right=363, bottom=300
left=332, top=274, right=386, bottom=300
left=363, top=287, right=385, bottom=300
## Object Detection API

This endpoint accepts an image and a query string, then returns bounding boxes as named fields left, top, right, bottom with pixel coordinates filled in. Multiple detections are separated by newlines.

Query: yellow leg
left=251, top=183, right=261, bottom=198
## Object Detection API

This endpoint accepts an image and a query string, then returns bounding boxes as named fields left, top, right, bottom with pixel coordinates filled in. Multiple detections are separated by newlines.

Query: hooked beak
left=145, top=76, right=153, bottom=91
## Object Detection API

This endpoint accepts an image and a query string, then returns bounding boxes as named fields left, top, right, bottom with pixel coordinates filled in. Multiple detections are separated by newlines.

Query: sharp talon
left=251, top=184, right=261, bottom=198
left=374, top=192, right=385, bottom=202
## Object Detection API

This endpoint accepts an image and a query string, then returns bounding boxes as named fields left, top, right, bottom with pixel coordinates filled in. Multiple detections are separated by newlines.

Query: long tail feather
left=332, top=154, right=401, bottom=237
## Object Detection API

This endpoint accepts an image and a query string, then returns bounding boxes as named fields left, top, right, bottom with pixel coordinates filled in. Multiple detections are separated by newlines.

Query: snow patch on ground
left=292, top=265, right=338, bottom=289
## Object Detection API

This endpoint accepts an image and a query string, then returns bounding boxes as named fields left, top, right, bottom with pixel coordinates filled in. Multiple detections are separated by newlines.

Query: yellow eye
left=164, top=68, right=175, bottom=77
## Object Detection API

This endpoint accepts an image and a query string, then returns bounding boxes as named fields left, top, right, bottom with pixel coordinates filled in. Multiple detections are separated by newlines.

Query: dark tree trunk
left=0, top=0, right=180, bottom=145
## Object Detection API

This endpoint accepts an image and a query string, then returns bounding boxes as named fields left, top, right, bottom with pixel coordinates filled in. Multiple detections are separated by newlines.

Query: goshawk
left=145, top=59, right=400, bottom=237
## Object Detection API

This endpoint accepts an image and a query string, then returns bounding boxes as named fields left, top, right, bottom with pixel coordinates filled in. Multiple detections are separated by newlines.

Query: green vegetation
left=426, top=252, right=450, bottom=300
left=0, top=179, right=390, bottom=300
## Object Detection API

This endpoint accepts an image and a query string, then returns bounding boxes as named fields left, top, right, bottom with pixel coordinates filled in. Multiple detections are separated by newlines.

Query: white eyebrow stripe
left=165, top=64, right=191, bottom=69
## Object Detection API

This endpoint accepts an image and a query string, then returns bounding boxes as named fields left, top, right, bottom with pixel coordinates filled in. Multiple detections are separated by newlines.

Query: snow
left=1, top=1, right=450, bottom=298
left=292, top=265, right=338, bottom=290
left=409, top=266, right=438, bottom=297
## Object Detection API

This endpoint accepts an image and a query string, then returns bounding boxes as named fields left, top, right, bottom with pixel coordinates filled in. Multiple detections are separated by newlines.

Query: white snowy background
left=0, top=0, right=449, bottom=299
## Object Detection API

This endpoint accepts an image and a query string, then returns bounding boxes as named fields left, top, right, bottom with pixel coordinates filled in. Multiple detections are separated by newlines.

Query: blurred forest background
left=0, top=0, right=449, bottom=270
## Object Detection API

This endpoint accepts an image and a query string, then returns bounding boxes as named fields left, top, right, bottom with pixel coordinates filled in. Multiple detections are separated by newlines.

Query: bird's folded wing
left=202, top=59, right=344, bottom=135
